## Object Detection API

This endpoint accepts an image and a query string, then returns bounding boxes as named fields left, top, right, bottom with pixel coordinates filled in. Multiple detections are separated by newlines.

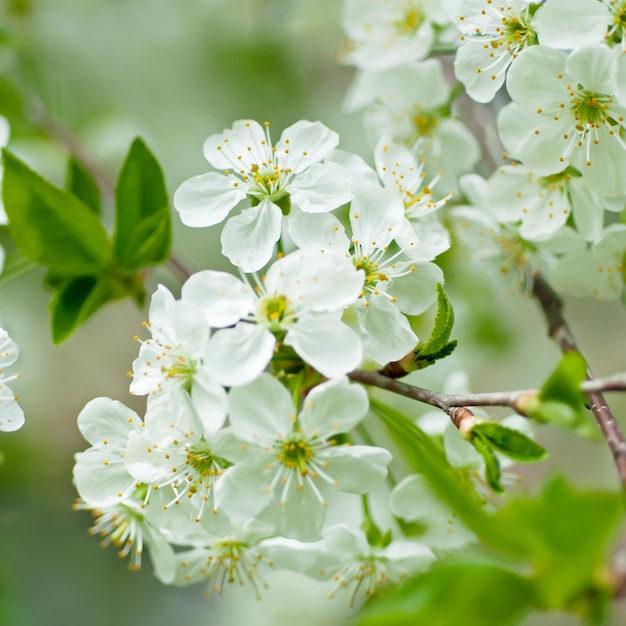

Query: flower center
left=498, top=11, right=537, bottom=48
left=571, top=88, right=613, bottom=129
left=162, top=356, right=196, bottom=392
left=393, top=4, right=425, bottom=35
left=186, top=441, right=228, bottom=478
left=353, top=256, right=389, bottom=291
left=275, top=435, right=315, bottom=476
left=258, top=294, right=296, bottom=331
left=411, top=110, right=438, bottom=138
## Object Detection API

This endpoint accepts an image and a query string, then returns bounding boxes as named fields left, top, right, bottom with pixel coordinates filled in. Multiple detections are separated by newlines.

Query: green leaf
left=113, top=137, right=171, bottom=269
left=356, top=559, right=535, bottom=626
left=2, top=150, right=111, bottom=275
left=471, top=423, right=548, bottom=462
left=472, top=434, right=504, bottom=494
left=414, top=284, right=457, bottom=369
left=0, top=250, right=37, bottom=286
left=66, top=156, right=101, bottom=216
left=50, top=276, right=110, bottom=343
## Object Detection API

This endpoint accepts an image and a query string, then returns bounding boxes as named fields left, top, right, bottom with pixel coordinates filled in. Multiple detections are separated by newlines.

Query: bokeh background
left=0, top=1, right=624, bottom=625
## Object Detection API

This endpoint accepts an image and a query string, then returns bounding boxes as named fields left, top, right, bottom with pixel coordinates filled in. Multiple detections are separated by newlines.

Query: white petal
left=289, top=162, right=352, bottom=213
left=287, top=210, right=350, bottom=252
left=318, top=445, right=391, bottom=494
left=285, top=315, right=363, bottom=378
left=0, top=328, right=19, bottom=367
left=228, top=372, right=294, bottom=443
left=221, top=200, right=282, bottom=272
left=357, top=297, right=417, bottom=365
left=203, top=120, right=271, bottom=171
left=190, top=373, right=228, bottom=433
left=173, top=172, right=245, bottom=227
left=388, top=262, right=443, bottom=315
left=182, top=269, right=255, bottom=327
left=298, top=378, right=369, bottom=440
left=77, top=397, right=142, bottom=448
left=0, top=394, right=24, bottom=432
left=276, top=121, right=339, bottom=173
left=206, top=323, right=275, bottom=387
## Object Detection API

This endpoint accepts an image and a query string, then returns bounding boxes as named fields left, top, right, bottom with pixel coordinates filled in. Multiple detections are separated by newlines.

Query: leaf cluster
left=1, top=138, right=171, bottom=342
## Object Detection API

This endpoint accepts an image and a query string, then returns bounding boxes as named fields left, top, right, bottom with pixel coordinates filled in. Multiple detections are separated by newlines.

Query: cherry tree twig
left=531, top=274, right=626, bottom=490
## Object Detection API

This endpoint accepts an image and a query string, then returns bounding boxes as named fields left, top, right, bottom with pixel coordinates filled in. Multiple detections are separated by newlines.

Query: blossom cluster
left=71, top=0, right=624, bottom=608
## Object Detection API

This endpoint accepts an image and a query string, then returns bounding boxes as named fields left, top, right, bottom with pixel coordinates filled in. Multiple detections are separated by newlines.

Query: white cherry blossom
left=499, top=44, right=626, bottom=196
left=214, top=375, right=391, bottom=541
left=173, top=119, right=351, bottom=272
left=0, top=328, right=24, bottom=432
left=182, top=250, right=364, bottom=385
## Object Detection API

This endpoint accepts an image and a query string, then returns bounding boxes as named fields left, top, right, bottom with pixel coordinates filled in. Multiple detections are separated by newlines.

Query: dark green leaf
left=50, top=276, right=110, bottom=343
left=2, top=150, right=111, bottom=275
left=66, top=156, right=101, bottom=216
left=356, top=560, right=535, bottom=626
left=114, top=137, right=170, bottom=269
left=471, top=423, right=548, bottom=462
left=472, top=434, right=503, bottom=494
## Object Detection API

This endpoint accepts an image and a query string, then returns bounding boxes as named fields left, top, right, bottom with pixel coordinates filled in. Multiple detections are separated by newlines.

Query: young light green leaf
left=356, top=559, right=535, bottom=626
left=0, top=77, right=25, bottom=122
left=113, top=137, right=170, bottom=269
left=2, top=150, right=111, bottom=275
left=471, top=423, right=548, bottom=462
left=66, top=156, right=101, bottom=216
left=472, top=434, right=504, bottom=494
left=539, top=351, right=587, bottom=408
left=414, top=283, right=457, bottom=369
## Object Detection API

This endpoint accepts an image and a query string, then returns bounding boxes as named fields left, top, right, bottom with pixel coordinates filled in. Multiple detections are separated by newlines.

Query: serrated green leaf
left=471, top=423, right=548, bottom=462
left=113, top=137, right=170, bottom=269
left=539, top=351, right=587, bottom=408
left=356, top=559, right=535, bottom=626
left=413, top=284, right=457, bottom=369
left=472, top=434, right=504, bottom=494
left=2, top=150, right=111, bottom=275
left=66, top=156, right=101, bottom=216
left=50, top=275, right=110, bottom=343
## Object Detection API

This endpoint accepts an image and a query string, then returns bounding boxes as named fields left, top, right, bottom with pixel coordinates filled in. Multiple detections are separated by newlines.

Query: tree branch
left=531, top=274, right=626, bottom=491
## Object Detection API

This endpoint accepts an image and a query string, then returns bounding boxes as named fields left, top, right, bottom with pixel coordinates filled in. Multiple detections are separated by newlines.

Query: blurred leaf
left=356, top=559, right=534, bottom=626
left=2, top=150, right=111, bottom=275
left=493, top=476, right=624, bottom=612
left=0, top=77, right=26, bottom=122
left=471, top=423, right=548, bottom=462
left=66, top=156, right=101, bottom=216
left=113, top=137, right=170, bottom=269
left=414, top=284, right=457, bottom=369
left=0, top=249, right=37, bottom=286
left=472, top=434, right=503, bottom=494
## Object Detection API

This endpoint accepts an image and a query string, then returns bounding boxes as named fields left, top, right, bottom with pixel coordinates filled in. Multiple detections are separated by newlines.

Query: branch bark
left=531, top=274, right=626, bottom=491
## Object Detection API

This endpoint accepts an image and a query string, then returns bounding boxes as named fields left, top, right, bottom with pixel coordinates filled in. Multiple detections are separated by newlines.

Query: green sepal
left=113, top=137, right=171, bottom=270
left=2, top=149, right=111, bottom=276
left=356, top=559, right=535, bottom=626
left=472, top=434, right=504, bottom=494
left=413, top=284, right=457, bottom=370
left=66, top=156, right=101, bottom=216
left=470, top=423, right=548, bottom=462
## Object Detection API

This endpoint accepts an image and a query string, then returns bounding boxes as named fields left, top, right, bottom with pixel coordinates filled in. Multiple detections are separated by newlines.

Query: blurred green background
left=0, top=1, right=624, bottom=625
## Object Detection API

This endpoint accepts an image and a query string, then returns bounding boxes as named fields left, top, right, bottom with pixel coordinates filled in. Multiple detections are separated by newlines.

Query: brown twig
left=531, top=274, right=626, bottom=491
